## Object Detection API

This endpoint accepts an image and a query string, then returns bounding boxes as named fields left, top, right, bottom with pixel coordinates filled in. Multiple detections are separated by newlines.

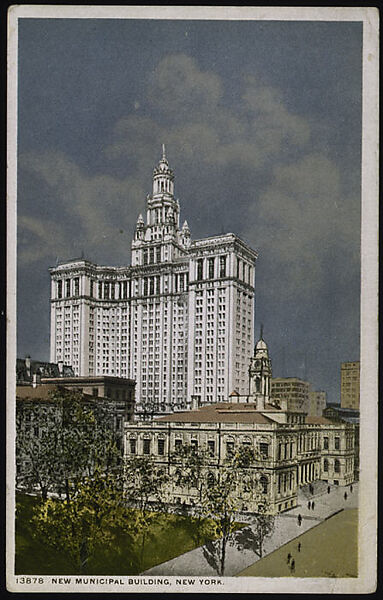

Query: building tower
left=249, top=327, right=272, bottom=409
left=50, top=146, right=258, bottom=415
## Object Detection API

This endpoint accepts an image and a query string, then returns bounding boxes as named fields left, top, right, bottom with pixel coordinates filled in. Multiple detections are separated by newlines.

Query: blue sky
left=17, top=18, right=362, bottom=403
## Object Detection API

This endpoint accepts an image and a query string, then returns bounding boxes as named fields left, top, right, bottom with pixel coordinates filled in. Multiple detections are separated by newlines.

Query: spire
left=162, top=143, right=166, bottom=161
left=260, top=323, right=264, bottom=339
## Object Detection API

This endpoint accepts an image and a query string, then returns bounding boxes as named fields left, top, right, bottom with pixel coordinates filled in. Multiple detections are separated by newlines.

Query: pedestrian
left=344, top=492, right=348, bottom=501
left=298, top=514, right=302, bottom=526
left=350, top=484, right=353, bottom=493
left=307, top=501, right=311, bottom=510
left=298, top=542, right=301, bottom=553
left=327, top=485, right=330, bottom=494
left=290, top=559, right=295, bottom=573
left=287, top=552, right=291, bottom=564
left=312, top=501, right=315, bottom=510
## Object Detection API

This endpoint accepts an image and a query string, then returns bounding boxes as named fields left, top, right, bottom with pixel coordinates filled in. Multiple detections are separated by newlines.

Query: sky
left=16, top=18, right=362, bottom=403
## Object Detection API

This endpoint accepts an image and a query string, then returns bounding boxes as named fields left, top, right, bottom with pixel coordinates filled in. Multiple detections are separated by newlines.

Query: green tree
left=33, top=468, right=126, bottom=573
left=123, top=454, right=169, bottom=571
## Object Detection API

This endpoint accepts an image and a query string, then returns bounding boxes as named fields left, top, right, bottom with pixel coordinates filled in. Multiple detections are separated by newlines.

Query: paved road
left=143, top=482, right=358, bottom=577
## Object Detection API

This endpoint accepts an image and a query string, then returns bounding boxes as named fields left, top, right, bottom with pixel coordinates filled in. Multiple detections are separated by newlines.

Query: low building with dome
left=124, top=333, right=356, bottom=515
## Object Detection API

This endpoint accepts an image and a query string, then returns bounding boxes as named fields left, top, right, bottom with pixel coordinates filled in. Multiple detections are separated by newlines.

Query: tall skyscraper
left=50, top=147, right=257, bottom=413
left=340, top=361, right=360, bottom=409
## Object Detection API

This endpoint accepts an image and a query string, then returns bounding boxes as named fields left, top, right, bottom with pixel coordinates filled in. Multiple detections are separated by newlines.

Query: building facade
left=270, top=378, right=310, bottom=413
left=340, top=361, right=360, bottom=409
left=124, top=403, right=355, bottom=516
left=124, top=336, right=355, bottom=515
left=308, top=390, right=327, bottom=417
left=49, top=147, right=257, bottom=413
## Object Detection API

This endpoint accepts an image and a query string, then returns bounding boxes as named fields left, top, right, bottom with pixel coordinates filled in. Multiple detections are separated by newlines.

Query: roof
left=40, top=375, right=136, bottom=386
left=16, top=384, right=66, bottom=401
left=155, top=403, right=275, bottom=424
left=306, top=416, right=338, bottom=425
left=16, top=358, right=74, bottom=382
left=16, top=384, right=109, bottom=403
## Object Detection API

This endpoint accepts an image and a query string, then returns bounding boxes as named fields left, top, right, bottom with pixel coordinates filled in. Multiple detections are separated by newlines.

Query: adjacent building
left=308, top=389, right=327, bottom=417
left=16, top=356, right=75, bottom=385
left=49, top=147, right=257, bottom=414
left=340, top=361, right=360, bottom=409
left=271, top=377, right=310, bottom=413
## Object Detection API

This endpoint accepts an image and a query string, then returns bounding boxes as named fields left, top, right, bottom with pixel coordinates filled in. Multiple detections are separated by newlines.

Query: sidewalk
left=143, top=482, right=358, bottom=577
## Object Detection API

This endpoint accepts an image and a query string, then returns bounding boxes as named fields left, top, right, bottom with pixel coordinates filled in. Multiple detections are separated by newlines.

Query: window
left=260, top=476, right=268, bottom=494
left=74, top=277, right=80, bottom=297
left=156, top=246, right=161, bottom=263
left=226, top=441, right=234, bottom=457
left=65, top=279, right=71, bottom=297
left=219, top=256, right=226, bottom=278
left=92, top=387, right=98, bottom=397
left=334, top=437, right=340, bottom=450
left=143, top=439, right=151, bottom=455
left=175, top=439, right=182, bottom=452
left=334, top=459, right=340, bottom=473
left=57, top=280, right=63, bottom=298
left=208, top=258, right=215, bottom=279
left=323, top=458, right=328, bottom=472
left=90, top=280, right=94, bottom=297
left=158, top=439, right=165, bottom=456
left=323, top=437, right=329, bottom=450
left=191, top=440, right=198, bottom=453
left=208, top=440, right=215, bottom=456
left=197, top=259, right=203, bottom=281
left=149, top=248, right=154, bottom=264
left=260, top=443, right=269, bottom=458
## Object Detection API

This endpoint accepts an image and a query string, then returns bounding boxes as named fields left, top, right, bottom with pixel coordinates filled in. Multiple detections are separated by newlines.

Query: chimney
left=191, top=395, right=201, bottom=411
left=32, top=373, right=41, bottom=388
left=58, top=360, right=64, bottom=376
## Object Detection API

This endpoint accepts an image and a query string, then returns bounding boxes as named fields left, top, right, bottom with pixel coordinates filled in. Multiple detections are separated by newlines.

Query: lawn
left=15, top=493, right=224, bottom=575
left=237, top=509, right=358, bottom=578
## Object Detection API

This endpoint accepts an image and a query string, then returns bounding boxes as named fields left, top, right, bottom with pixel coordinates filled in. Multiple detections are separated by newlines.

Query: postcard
left=7, top=5, right=378, bottom=594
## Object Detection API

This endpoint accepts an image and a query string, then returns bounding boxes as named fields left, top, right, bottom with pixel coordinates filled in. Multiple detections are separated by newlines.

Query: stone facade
left=124, top=336, right=355, bottom=515
left=49, top=147, right=257, bottom=414
left=124, top=403, right=355, bottom=515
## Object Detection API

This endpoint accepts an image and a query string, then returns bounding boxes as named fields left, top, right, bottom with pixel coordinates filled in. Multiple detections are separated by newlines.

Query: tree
left=123, top=454, right=169, bottom=571
left=33, top=468, right=126, bottom=573
left=201, top=445, right=270, bottom=576
left=170, top=444, right=215, bottom=546
left=16, top=387, right=120, bottom=501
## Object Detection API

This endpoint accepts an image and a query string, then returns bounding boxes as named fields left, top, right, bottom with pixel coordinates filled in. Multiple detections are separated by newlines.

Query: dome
left=256, top=338, right=268, bottom=351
